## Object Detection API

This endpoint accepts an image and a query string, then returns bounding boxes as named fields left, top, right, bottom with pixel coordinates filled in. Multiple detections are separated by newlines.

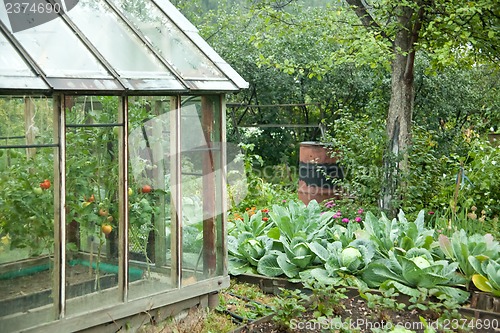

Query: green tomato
left=33, top=187, right=43, bottom=195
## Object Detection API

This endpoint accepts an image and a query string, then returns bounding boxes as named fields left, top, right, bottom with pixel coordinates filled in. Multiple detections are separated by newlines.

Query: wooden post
left=170, top=97, right=181, bottom=288
left=118, top=95, right=129, bottom=302
left=64, top=97, right=80, bottom=249
left=201, top=96, right=216, bottom=277
left=217, top=95, right=228, bottom=276
left=53, top=94, right=66, bottom=319
left=24, top=97, right=36, bottom=159
left=153, top=100, right=167, bottom=267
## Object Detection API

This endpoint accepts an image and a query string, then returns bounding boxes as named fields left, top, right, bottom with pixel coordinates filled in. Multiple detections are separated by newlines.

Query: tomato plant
left=0, top=149, right=55, bottom=257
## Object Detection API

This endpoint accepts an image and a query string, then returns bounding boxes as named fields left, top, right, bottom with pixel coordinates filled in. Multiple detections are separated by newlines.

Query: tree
left=345, top=0, right=499, bottom=212
left=244, top=0, right=499, bottom=213
left=180, top=1, right=387, bottom=167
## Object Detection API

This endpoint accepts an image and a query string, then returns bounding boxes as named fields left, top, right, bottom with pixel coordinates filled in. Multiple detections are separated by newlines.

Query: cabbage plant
left=228, top=210, right=274, bottom=275
left=438, top=230, right=500, bottom=282
left=267, top=200, right=334, bottom=243
left=469, top=257, right=500, bottom=296
left=360, top=210, right=435, bottom=258
left=306, top=239, right=375, bottom=288
left=257, top=200, right=335, bottom=278
left=362, top=248, right=469, bottom=303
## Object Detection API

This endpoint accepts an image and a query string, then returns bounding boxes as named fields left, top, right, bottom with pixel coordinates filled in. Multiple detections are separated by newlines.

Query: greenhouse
left=0, top=0, right=247, bottom=332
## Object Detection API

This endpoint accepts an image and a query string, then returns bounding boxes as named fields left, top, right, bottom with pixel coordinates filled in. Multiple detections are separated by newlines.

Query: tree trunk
left=380, top=5, right=418, bottom=215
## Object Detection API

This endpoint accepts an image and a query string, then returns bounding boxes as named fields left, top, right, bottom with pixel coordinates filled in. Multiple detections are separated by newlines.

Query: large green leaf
left=362, top=261, right=406, bottom=287
left=290, top=254, right=315, bottom=269
left=484, top=260, right=500, bottom=291
left=228, top=235, right=243, bottom=259
left=309, top=241, right=329, bottom=262
left=277, top=252, right=300, bottom=278
left=349, top=238, right=375, bottom=266
left=468, top=255, right=485, bottom=275
left=413, top=209, right=425, bottom=233
left=431, top=286, right=470, bottom=304
left=228, top=258, right=254, bottom=275
left=400, top=236, right=415, bottom=251
left=269, top=205, right=294, bottom=240
left=310, top=268, right=343, bottom=285
left=380, top=280, right=420, bottom=298
left=267, top=226, right=280, bottom=240
left=400, top=257, right=425, bottom=287
left=257, top=254, right=283, bottom=277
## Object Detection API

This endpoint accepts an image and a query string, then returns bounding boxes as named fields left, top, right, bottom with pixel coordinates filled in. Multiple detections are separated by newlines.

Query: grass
left=140, top=307, right=236, bottom=333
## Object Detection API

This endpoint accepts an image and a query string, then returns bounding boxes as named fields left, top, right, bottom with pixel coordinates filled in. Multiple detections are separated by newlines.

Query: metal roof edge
left=152, top=0, right=199, bottom=33
left=153, top=0, right=249, bottom=91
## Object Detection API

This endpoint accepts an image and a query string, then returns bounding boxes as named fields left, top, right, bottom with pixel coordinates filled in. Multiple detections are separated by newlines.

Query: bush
left=322, top=113, right=386, bottom=207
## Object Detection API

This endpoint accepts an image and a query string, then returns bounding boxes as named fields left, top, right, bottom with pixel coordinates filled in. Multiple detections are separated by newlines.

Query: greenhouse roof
left=0, top=0, right=248, bottom=94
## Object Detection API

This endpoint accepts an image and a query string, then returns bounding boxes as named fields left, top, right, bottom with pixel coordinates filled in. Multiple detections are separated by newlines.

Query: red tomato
left=40, top=179, right=51, bottom=190
left=141, top=185, right=152, bottom=193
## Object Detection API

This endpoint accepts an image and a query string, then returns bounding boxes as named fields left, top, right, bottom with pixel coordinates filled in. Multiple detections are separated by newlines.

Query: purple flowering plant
left=322, top=199, right=366, bottom=225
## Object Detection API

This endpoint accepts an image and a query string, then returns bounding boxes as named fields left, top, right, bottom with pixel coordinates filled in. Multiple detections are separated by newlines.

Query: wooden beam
left=170, top=97, right=181, bottom=288
left=201, top=97, right=216, bottom=277
left=218, top=95, right=228, bottom=276
left=152, top=100, right=167, bottom=267
left=118, top=95, right=129, bottom=302
left=53, top=94, right=66, bottom=319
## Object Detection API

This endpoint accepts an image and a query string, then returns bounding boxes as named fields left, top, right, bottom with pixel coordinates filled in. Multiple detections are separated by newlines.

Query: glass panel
left=180, top=96, right=222, bottom=284
left=0, top=6, right=112, bottom=78
left=64, top=96, right=121, bottom=315
left=127, top=96, right=174, bottom=299
left=0, top=96, right=55, bottom=328
left=0, top=96, right=54, bottom=146
left=0, top=30, right=36, bottom=77
left=110, top=0, right=224, bottom=79
left=66, top=0, right=175, bottom=79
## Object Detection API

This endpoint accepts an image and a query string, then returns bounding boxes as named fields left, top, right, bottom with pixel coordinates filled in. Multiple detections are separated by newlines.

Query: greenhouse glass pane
left=0, top=31, right=49, bottom=89
left=0, top=96, right=56, bottom=330
left=0, top=5, right=111, bottom=78
left=110, top=0, right=224, bottom=79
left=66, top=0, right=175, bottom=79
left=64, top=96, right=121, bottom=315
left=179, top=96, right=223, bottom=285
left=0, top=31, right=35, bottom=77
left=127, top=96, right=176, bottom=299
